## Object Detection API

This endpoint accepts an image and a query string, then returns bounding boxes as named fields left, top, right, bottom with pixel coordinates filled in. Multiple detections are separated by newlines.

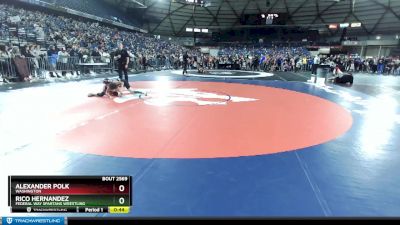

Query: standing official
left=312, top=54, right=320, bottom=75
left=114, top=43, right=130, bottom=90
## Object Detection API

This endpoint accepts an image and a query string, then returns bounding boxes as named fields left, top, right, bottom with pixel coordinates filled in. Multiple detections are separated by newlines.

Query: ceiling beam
left=204, top=23, right=328, bottom=30
left=168, top=0, right=177, bottom=35
left=369, top=8, right=389, bottom=34
left=231, top=0, right=253, bottom=27
left=351, top=13, right=372, bottom=35
left=371, top=0, right=400, bottom=21
left=225, top=0, right=240, bottom=19
left=207, top=0, right=225, bottom=32
left=142, top=1, right=158, bottom=14
left=309, top=1, right=338, bottom=25
left=267, top=0, right=280, bottom=12
left=204, top=7, right=219, bottom=26
left=192, top=5, right=197, bottom=27
left=313, top=0, right=334, bottom=36
left=283, top=0, right=296, bottom=25
left=150, top=4, right=189, bottom=33
left=176, top=17, right=194, bottom=35
left=290, top=0, right=309, bottom=17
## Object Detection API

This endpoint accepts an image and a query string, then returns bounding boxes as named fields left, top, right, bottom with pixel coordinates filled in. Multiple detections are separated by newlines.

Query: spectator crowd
left=0, top=4, right=197, bottom=81
left=325, top=55, right=400, bottom=75
left=212, top=45, right=313, bottom=72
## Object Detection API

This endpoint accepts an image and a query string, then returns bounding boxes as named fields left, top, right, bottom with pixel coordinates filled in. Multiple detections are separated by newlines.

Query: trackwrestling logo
left=114, top=88, right=258, bottom=106
left=3, top=217, right=64, bottom=225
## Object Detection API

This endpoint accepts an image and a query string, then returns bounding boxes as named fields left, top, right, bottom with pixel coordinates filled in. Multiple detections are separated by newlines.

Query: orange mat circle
left=56, top=81, right=353, bottom=158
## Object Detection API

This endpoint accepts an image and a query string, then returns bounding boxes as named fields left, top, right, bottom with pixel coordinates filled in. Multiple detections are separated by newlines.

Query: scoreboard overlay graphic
left=8, top=176, right=132, bottom=214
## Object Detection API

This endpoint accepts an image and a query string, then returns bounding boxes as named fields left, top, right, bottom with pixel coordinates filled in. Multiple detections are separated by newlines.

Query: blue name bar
left=2, top=217, right=65, bottom=225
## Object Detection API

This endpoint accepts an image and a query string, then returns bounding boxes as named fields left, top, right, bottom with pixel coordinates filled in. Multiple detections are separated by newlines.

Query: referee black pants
left=118, top=64, right=130, bottom=89
left=183, top=62, right=188, bottom=74
left=312, top=64, right=319, bottom=75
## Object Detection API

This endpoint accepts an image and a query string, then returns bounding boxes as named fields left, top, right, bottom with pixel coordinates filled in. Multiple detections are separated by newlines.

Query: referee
left=183, top=51, right=189, bottom=75
left=114, top=43, right=130, bottom=90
